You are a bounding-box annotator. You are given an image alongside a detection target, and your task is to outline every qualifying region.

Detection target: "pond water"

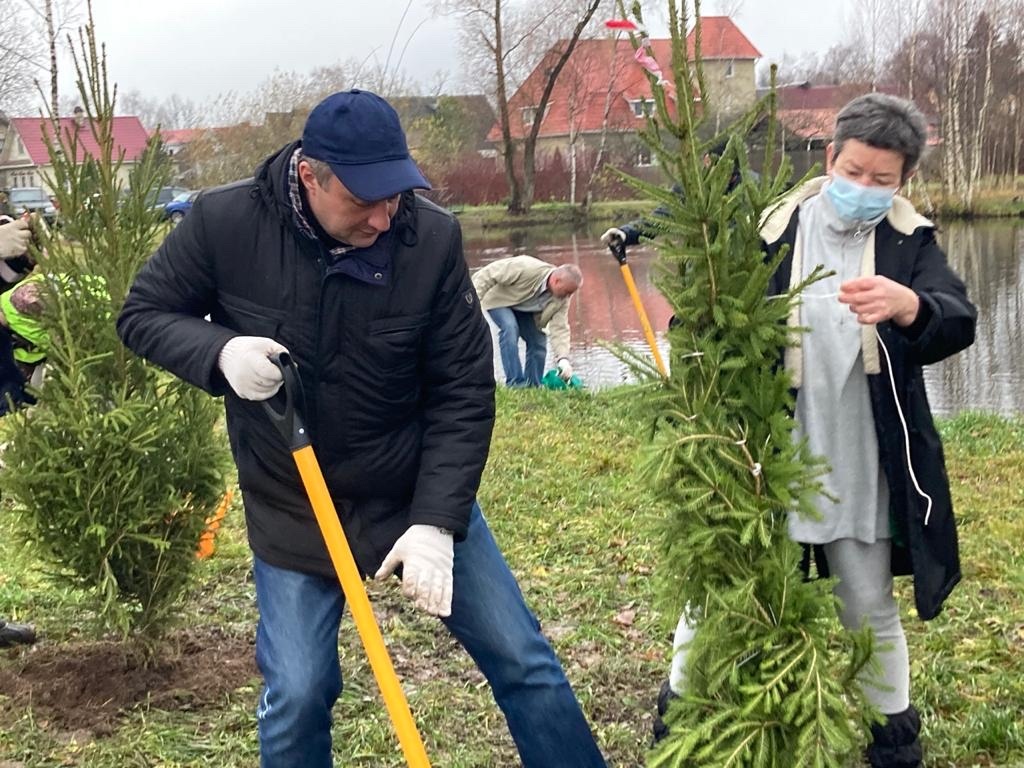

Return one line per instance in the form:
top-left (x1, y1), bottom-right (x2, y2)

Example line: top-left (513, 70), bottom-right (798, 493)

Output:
top-left (463, 219), bottom-right (1023, 417)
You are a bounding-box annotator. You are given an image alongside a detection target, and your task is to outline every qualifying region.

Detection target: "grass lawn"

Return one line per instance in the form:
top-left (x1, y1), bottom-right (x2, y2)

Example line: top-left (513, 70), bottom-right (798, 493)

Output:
top-left (1, 391), bottom-right (1022, 767)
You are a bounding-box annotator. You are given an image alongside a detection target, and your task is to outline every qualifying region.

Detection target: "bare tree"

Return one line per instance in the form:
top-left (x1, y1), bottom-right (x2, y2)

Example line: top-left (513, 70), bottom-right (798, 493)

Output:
top-left (710, 0), bottom-right (745, 17)
top-left (440, 0), bottom-right (606, 212)
top-left (934, 0), bottom-right (997, 207)
top-left (584, 36), bottom-right (634, 204)
top-left (896, 0), bottom-right (928, 99)
top-left (0, 1), bottom-right (43, 114)
top-left (22, 0), bottom-right (81, 115)
top-left (118, 90), bottom-right (204, 131)
top-left (518, 0), bottom-right (604, 209)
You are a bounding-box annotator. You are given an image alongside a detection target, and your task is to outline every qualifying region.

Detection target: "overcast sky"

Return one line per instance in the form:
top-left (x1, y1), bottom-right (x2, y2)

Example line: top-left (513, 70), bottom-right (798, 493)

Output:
top-left (65, 0), bottom-right (853, 107)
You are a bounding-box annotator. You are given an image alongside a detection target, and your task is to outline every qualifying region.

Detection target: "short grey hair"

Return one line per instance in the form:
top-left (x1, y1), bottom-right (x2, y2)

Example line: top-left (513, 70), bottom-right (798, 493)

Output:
top-left (297, 151), bottom-right (335, 188)
top-left (554, 264), bottom-right (583, 288)
top-left (833, 93), bottom-right (928, 181)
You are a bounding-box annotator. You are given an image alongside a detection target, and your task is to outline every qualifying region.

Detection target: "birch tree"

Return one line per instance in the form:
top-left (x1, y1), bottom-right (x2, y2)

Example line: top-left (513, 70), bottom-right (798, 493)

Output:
top-left (23, 0), bottom-right (81, 116)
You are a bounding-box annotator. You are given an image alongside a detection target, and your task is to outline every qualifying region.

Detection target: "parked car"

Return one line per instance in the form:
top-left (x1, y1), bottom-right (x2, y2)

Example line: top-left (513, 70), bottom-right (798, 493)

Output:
top-left (163, 190), bottom-right (198, 225)
top-left (4, 187), bottom-right (58, 225)
top-left (146, 186), bottom-right (190, 212)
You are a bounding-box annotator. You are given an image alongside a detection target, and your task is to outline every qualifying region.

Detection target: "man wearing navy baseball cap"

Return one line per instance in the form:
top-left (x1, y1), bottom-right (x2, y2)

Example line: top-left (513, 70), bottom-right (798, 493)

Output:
top-left (302, 89), bottom-right (430, 203)
top-left (118, 89), bottom-right (608, 768)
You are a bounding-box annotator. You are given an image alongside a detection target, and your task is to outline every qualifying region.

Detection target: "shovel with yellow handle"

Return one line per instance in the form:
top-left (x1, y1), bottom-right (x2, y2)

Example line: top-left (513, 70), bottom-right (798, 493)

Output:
top-left (263, 351), bottom-right (431, 768)
top-left (607, 239), bottom-right (668, 378)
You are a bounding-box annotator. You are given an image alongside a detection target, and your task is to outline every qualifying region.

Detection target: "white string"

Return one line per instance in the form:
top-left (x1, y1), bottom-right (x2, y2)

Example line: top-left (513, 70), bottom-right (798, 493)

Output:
top-left (799, 291), bottom-right (840, 300)
top-left (767, 291), bottom-right (841, 301)
top-left (696, 293), bottom-right (932, 523)
top-left (876, 329), bottom-right (933, 526)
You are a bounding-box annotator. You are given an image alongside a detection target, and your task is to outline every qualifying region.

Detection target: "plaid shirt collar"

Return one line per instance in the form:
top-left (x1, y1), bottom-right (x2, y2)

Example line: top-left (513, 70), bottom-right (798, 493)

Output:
top-left (286, 148), bottom-right (354, 259)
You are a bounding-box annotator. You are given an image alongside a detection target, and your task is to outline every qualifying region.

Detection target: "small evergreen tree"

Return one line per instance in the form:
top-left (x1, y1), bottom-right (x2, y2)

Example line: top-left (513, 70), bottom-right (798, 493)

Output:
top-left (610, 2), bottom-right (877, 765)
top-left (0, 9), bottom-right (230, 642)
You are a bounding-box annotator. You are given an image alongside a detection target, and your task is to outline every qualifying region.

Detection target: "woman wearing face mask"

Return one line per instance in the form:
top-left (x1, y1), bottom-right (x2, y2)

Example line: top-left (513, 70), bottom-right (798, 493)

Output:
top-left (654, 94), bottom-right (976, 767)
top-left (768, 92), bottom-right (975, 766)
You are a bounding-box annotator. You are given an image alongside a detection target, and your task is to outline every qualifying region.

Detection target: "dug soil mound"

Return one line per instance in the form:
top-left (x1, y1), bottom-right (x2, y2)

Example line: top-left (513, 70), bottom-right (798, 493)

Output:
top-left (0, 625), bottom-right (257, 735)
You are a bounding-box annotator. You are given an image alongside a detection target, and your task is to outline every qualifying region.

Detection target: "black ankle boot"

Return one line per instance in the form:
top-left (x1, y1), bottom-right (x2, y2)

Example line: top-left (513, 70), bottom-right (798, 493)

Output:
top-left (0, 618), bottom-right (37, 648)
top-left (866, 706), bottom-right (922, 768)
top-left (651, 679), bottom-right (678, 745)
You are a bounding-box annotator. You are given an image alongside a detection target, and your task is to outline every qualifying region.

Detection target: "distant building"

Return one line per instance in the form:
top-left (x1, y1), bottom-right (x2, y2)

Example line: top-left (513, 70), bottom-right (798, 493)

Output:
top-left (763, 83), bottom-right (941, 177)
top-left (158, 127), bottom-right (205, 157)
top-left (488, 17), bottom-right (761, 165)
top-left (0, 108), bottom-right (150, 192)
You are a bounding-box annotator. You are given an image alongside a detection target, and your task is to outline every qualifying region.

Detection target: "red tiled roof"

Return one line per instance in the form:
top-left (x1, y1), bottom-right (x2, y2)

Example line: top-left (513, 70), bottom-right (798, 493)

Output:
top-left (773, 83), bottom-right (899, 110)
top-left (777, 108), bottom-right (837, 141)
top-left (773, 84), bottom-right (941, 145)
top-left (690, 16), bottom-right (761, 60)
top-left (156, 127), bottom-right (204, 145)
top-left (488, 17), bottom-right (759, 143)
top-left (9, 116), bottom-right (150, 166)
top-left (487, 38), bottom-right (679, 143)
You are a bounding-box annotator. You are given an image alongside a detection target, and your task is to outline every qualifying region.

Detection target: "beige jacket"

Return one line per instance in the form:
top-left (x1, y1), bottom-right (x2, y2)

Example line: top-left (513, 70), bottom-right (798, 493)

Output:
top-left (471, 255), bottom-right (572, 360)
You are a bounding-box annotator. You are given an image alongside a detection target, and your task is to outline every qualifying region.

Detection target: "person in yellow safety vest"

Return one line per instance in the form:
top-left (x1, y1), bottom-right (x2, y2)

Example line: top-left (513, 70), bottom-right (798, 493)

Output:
top-left (0, 217), bottom-right (38, 647)
top-left (0, 271), bottom-right (47, 415)
top-left (0, 270), bottom-right (107, 415)
top-left (2, 273), bottom-right (47, 358)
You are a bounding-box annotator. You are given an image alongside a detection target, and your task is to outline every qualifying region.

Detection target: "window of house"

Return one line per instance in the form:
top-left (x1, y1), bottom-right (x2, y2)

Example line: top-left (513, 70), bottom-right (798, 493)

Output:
top-left (636, 146), bottom-right (654, 167)
top-left (629, 99), bottom-right (656, 117)
top-left (724, 60), bottom-right (735, 78)
top-left (521, 106), bottom-right (539, 126)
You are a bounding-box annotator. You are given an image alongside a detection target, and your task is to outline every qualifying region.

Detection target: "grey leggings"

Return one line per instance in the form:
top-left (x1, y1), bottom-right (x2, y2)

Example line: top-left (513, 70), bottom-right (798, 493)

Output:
top-left (824, 538), bottom-right (910, 714)
top-left (669, 538), bottom-right (910, 714)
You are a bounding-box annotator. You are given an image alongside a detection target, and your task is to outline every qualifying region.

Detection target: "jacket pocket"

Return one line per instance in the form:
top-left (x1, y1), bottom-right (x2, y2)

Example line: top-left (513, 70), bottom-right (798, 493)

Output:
top-left (365, 313), bottom-right (429, 373)
top-left (217, 291), bottom-right (288, 338)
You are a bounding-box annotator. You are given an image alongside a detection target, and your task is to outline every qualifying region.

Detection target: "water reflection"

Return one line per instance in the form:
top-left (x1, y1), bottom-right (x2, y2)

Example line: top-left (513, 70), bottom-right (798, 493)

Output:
top-left (928, 221), bottom-right (1023, 416)
top-left (464, 230), bottom-right (674, 389)
top-left (463, 220), bottom-right (1023, 416)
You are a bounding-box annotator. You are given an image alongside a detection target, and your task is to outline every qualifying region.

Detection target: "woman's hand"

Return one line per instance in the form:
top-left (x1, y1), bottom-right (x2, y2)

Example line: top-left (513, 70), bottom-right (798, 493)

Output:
top-left (838, 276), bottom-right (920, 327)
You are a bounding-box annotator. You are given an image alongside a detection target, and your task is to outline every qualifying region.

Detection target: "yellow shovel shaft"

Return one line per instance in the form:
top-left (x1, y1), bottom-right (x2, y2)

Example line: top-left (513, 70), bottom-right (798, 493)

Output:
top-left (292, 445), bottom-right (431, 768)
top-left (619, 263), bottom-right (668, 378)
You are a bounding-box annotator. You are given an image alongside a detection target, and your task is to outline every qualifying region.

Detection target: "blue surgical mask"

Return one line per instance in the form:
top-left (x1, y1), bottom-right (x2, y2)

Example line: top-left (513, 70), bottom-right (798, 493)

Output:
top-left (825, 174), bottom-right (897, 222)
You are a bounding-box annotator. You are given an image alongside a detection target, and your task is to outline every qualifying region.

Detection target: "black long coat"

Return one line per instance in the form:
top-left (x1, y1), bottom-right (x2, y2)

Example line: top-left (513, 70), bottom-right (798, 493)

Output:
top-left (764, 199), bottom-right (977, 620)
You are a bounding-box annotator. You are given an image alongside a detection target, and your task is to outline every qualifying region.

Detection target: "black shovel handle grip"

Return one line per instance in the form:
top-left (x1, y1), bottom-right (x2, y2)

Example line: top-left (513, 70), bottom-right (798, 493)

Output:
top-left (608, 239), bottom-right (628, 265)
top-left (263, 351), bottom-right (310, 451)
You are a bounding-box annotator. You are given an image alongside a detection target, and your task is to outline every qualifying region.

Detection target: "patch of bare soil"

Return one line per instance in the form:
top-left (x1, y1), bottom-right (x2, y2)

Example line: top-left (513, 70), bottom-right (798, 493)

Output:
top-left (0, 625), bottom-right (257, 735)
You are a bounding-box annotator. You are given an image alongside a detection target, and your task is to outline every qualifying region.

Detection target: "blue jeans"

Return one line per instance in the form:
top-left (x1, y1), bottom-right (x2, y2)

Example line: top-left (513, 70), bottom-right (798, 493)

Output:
top-left (253, 503), bottom-right (606, 768)
top-left (487, 307), bottom-right (547, 387)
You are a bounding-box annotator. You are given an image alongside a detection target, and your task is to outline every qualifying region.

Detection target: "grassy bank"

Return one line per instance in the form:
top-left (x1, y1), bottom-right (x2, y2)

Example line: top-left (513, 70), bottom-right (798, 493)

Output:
top-left (917, 183), bottom-right (1024, 219)
top-left (1, 392), bottom-right (1022, 767)
top-left (453, 199), bottom-right (653, 232)
top-left (452, 180), bottom-right (1024, 232)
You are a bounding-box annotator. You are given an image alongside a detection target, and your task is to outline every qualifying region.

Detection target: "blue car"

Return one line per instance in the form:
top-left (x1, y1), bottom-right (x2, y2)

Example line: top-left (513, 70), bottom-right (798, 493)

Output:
top-left (164, 190), bottom-right (198, 225)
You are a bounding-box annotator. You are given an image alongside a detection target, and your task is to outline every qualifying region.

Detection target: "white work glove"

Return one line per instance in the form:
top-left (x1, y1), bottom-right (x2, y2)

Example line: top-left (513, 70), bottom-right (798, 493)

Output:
top-left (375, 524), bottom-right (455, 617)
top-left (0, 218), bottom-right (32, 259)
top-left (556, 357), bottom-right (573, 382)
top-left (217, 335), bottom-right (289, 401)
top-left (600, 227), bottom-right (625, 247)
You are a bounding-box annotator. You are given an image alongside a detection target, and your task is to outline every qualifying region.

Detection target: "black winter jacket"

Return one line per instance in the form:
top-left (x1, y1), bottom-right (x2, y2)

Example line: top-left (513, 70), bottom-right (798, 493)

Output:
top-left (763, 183), bottom-right (977, 620)
top-left (118, 142), bottom-right (496, 577)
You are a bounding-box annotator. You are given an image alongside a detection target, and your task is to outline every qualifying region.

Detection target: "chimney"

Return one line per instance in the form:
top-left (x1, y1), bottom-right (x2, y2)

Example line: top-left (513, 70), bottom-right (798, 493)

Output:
top-left (73, 106), bottom-right (85, 128)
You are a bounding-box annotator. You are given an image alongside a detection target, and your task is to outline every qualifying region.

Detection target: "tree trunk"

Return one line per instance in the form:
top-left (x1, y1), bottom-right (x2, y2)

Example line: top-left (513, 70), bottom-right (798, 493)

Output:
top-left (522, 133), bottom-right (537, 209)
top-left (965, 13), bottom-right (994, 209)
top-left (492, 0), bottom-right (523, 214)
top-left (46, 0), bottom-right (58, 116)
top-left (518, 0), bottom-right (601, 212)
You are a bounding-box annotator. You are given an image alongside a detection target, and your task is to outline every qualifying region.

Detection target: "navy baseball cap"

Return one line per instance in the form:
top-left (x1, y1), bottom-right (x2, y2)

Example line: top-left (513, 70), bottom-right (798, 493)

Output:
top-left (301, 89), bottom-right (431, 202)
